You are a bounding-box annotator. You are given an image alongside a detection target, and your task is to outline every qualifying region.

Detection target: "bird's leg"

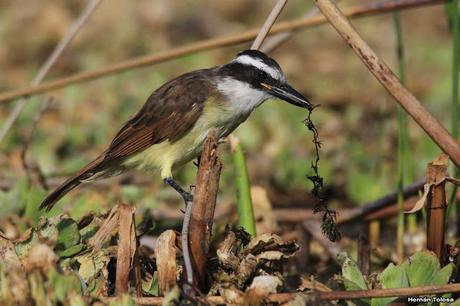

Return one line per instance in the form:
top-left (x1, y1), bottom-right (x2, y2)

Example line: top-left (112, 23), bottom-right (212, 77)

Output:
top-left (164, 177), bottom-right (193, 203)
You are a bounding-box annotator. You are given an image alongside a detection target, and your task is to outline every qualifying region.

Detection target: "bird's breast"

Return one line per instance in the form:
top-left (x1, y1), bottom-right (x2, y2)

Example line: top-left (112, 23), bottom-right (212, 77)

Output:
top-left (123, 96), bottom-right (251, 177)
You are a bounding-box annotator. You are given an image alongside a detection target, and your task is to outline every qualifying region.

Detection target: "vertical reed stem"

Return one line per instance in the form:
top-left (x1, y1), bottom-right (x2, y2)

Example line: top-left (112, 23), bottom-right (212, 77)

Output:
top-left (230, 136), bottom-right (256, 237)
top-left (392, 10), bottom-right (408, 263)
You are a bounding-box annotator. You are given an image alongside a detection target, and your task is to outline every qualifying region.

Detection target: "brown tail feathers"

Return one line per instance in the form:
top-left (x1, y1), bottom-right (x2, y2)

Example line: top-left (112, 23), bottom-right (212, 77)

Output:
top-left (39, 156), bottom-right (106, 211)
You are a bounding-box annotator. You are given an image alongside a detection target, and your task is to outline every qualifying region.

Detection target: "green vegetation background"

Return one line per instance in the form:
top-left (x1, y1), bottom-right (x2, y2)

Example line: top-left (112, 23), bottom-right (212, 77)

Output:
top-left (0, 0), bottom-right (452, 220)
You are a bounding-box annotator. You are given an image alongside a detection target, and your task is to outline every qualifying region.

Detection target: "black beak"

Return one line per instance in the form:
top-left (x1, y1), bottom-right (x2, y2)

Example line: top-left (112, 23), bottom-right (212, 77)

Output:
top-left (262, 82), bottom-right (312, 111)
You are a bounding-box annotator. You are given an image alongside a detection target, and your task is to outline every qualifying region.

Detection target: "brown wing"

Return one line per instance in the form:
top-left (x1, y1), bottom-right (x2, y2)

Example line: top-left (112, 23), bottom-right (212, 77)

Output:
top-left (102, 69), bottom-right (213, 162)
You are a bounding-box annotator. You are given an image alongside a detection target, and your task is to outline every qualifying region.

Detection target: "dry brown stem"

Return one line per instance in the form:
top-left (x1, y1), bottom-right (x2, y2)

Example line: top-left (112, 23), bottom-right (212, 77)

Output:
top-left (102, 282), bottom-right (460, 304)
top-left (251, 0), bottom-right (288, 49)
top-left (426, 154), bottom-right (449, 260)
top-left (357, 226), bottom-right (370, 276)
top-left (0, 0), bottom-right (441, 104)
top-left (87, 205), bottom-right (119, 251)
top-left (115, 204), bottom-right (137, 294)
top-left (188, 129), bottom-right (222, 290)
top-left (314, 0), bottom-right (460, 168)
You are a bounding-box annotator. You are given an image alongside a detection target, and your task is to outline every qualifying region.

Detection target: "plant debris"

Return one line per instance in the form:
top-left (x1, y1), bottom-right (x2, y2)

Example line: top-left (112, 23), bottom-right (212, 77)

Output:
top-left (0, 207), bottom-right (302, 305)
top-left (303, 108), bottom-right (341, 242)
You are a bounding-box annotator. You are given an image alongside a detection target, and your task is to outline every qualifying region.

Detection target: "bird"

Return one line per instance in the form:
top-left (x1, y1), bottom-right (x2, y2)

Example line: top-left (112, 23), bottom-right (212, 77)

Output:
top-left (39, 49), bottom-right (312, 211)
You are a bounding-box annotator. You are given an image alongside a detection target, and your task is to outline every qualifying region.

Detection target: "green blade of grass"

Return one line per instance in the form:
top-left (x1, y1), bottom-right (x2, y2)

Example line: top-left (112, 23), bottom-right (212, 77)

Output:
top-left (446, 0), bottom-right (460, 219)
top-left (231, 137), bottom-right (256, 237)
top-left (393, 10), bottom-right (410, 263)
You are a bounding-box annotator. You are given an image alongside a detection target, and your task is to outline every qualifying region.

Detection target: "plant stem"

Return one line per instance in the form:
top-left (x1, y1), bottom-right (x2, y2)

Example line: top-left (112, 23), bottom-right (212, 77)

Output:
top-left (446, 0), bottom-right (460, 220)
top-left (393, 11), bottom-right (408, 263)
top-left (231, 136), bottom-right (256, 237)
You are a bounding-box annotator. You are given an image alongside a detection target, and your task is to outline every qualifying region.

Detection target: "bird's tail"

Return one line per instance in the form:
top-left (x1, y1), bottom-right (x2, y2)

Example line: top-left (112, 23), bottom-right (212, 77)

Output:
top-left (39, 155), bottom-right (106, 212)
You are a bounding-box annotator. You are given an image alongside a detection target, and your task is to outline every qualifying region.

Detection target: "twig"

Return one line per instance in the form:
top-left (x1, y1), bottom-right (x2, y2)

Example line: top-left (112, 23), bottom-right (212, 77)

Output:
top-left (188, 130), bottom-right (222, 291)
top-left (0, 0), bottom-right (103, 144)
top-left (0, 0), bottom-right (442, 104)
top-left (261, 6), bottom-right (322, 53)
top-left (87, 205), bottom-right (119, 251)
top-left (314, 0), bottom-right (460, 168)
top-left (337, 179), bottom-right (424, 224)
top-left (115, 204), bottom-right (136, 294)
top-left (181, 198), bottom-right (194, 286)
top-left (251, 0), bottom-right (288, 49)
top-left (318, 283), bottom-right (460, 300)
top-left (101, 282), bottom-right (460, 304)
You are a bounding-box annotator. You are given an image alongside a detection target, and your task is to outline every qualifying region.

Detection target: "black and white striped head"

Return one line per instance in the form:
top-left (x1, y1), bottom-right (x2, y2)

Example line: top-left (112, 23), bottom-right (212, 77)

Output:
top-left (217, 50), bottom-right (312, 112)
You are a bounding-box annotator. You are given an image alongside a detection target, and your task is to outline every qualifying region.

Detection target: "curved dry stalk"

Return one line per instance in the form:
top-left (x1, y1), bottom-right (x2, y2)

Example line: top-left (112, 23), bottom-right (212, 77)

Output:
top-left (0, 0), bottom-right (442, 104)
top-left (0, 0), bottom-right (104, 144)
top-left (314, 0), bottom-right (460, 168)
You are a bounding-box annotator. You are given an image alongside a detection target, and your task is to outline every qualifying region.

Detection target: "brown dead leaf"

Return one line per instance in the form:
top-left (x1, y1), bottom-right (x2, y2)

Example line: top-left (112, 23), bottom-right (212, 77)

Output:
top-left (155, 230), bottom-right (177, 295)
top-left (298, 276), bottom-right (332, 292)
top-left (22, 244), bottom-right (57, 273)
top-left (236, 254), bottom-right (257, 288)
top-left (216, 230), bottom-right (240, 271)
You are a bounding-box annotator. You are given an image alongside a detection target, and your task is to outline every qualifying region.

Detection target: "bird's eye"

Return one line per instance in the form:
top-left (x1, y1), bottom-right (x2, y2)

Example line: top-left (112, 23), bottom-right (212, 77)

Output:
top-left (258, 71), bottom-right (268, 80)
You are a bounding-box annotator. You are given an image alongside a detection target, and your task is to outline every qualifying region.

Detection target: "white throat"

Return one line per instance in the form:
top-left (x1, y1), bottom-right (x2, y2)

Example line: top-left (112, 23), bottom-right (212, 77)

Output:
top-left (217, 77), bottom-right (270, 115)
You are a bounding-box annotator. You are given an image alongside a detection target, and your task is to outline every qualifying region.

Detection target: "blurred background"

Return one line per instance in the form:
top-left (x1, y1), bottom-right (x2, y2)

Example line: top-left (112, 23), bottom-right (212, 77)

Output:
top-left (0, 0), bottom-right (454, 264)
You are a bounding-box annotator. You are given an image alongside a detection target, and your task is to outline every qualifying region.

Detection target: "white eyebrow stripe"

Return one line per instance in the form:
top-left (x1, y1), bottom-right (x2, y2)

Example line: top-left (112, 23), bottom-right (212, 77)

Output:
top-left (233, 55), bottom-right (283, 81)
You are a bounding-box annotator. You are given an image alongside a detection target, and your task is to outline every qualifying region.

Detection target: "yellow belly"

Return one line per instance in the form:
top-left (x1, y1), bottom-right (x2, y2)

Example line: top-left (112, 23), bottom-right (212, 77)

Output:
top-left (122, 101), bottom-right (247, 179)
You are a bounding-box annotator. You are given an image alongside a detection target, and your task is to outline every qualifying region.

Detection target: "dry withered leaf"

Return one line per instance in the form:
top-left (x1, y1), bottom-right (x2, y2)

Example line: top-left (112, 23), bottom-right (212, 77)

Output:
top-left (219, 283), bottom-right (244, 305)
top-left (22, 243), bottom-right (57, 273)
top-left (236, 254), bottom-right (257, 288)
top-left (155, 229), bottom-right (177, 295)
top-left (298, 276), bottom-right (332, 292)
top-left (244, 233), bottom-right (299, 259)
top-left (216, 230), bottom-right (240, 271)
top-left (0, 236), bottom-right (30, 304)
top-left (248, 275), bottom-right (282, 293)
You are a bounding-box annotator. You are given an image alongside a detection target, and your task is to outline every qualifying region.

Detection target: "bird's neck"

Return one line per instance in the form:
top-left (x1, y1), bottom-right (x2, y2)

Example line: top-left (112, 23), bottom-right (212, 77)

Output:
top-left (216, 77), bottom-right (269, 116)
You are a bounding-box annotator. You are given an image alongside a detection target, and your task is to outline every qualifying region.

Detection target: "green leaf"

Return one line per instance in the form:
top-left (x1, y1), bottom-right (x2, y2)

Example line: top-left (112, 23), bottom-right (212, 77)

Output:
top-left (56, 218), bottom-right (80, 250)
top-left (371, 263), bottom-right (409, 306)
top-left (432, 263), bottom-right (454, 285)
top-left (48, 268), bottom-right (82, 303)
top-left (339, 253), bottom-right (368, 291)
top-left (76, 251), bottom-right (109, 283)
top-left (109, 294), bottom-right (135, 306)
top-left (401, 251), bottom-right (439, 287)
top-left (24, 186), bottom-right (47, 225)
top-left (337, 253), bottom-right (370, 305)
top-left (142, 272), bottom-right (159, 296)
top-left (14, 229), bottom-right (38, 258)
top-left (59, 244), bottom-right (86, 258)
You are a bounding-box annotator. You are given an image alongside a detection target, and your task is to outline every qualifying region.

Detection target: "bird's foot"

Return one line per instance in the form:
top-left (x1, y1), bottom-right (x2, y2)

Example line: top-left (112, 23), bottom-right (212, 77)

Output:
top-left (164, 177), bottom-right (193, 205)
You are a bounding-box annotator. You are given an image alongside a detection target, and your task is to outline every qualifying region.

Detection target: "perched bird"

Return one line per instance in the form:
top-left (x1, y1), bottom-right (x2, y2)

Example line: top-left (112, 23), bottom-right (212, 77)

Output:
top-left (40, 49), bottom-right (312, 211)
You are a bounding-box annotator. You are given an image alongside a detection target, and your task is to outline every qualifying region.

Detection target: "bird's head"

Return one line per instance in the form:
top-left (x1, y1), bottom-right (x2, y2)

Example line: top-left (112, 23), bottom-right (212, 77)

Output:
top-left (217, 49), bottom-right (312, 112)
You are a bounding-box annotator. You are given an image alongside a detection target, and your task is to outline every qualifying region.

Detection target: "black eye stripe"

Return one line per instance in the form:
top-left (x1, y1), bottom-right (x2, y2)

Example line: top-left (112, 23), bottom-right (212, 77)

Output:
top-left (258, 70), bottom-right (268, 80)
top-left (219, 62), bottom-right (280, 90)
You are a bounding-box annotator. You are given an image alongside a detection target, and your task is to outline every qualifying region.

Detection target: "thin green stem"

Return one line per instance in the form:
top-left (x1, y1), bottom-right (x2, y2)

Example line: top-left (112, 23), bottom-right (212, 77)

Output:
top-left (232, 139), bottom-right (256, 237)
top-left (393, 10), bottom-right (408, 263)
top-left (446, 0), bottom-right (460, 219)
